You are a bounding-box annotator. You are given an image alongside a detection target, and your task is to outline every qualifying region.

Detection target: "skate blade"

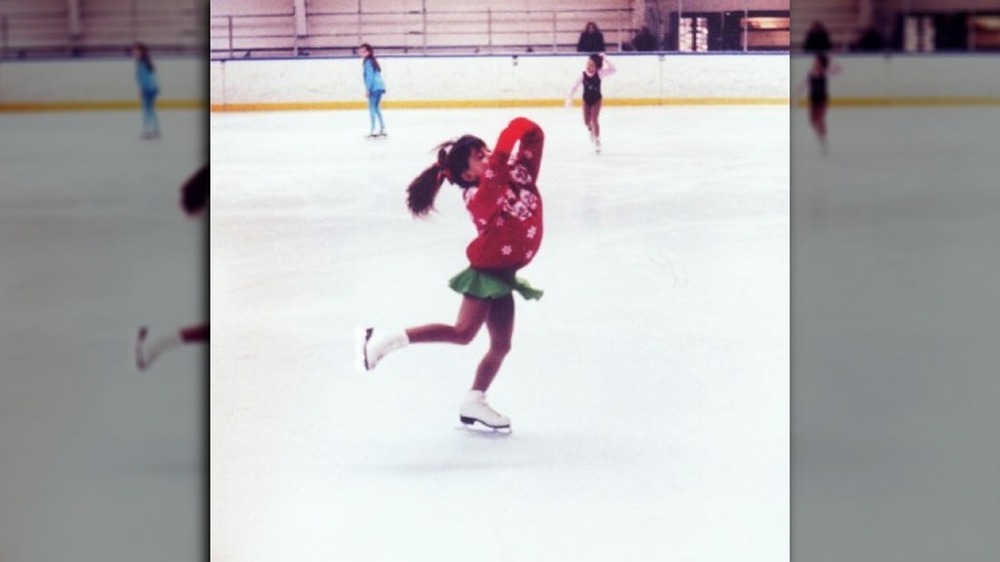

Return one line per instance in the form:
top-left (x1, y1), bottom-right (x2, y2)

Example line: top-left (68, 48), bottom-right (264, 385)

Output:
top-left (352, 326), bottom-right (373, 372)
top-left (456, 423), bottom-right (512, 437)
top-left (135, 326), bottom-right (149, 371)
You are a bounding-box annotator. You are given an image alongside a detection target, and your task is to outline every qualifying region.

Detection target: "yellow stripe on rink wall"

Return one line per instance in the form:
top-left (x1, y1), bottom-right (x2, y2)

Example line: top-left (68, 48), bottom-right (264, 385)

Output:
top-left (0, 99), bottom-right (203, 112)
top-left (795, 97), bottom-right (1000, 107)
top-left (210, 97), bottom-right (790, 112)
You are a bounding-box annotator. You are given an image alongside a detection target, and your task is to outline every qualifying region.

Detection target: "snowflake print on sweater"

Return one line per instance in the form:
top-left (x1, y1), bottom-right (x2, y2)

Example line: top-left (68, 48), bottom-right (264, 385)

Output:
top-left (462, 117), bottom-right (545, 271)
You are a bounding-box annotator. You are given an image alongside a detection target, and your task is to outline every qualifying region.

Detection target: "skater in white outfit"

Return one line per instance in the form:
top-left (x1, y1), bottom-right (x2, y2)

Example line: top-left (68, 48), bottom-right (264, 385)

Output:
top-left (356, 117), bottom-right (546, 431)
top-left (135, 165), bottom-right (209, 371)
top-left (565, 53), bottom-right (615, 153)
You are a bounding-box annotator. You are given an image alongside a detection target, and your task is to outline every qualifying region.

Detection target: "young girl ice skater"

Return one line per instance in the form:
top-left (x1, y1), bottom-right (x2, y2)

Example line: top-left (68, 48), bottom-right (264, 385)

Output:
top-left (133, 42), bottom-right (160, 139)
top-left (355, 117), bottom-right (546, 430)
top-left (565, 53), bottom-right (615, 153)
top-left (135, 165), bottom-right (209, 371)
top-left (796, 52), bottom-right (841, 155)
top-left (359, 43), bottom-right (387, 138)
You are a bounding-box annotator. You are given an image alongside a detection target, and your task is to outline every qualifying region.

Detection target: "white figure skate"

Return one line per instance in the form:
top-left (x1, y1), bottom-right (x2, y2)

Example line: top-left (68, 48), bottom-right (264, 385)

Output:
top-left (459, 390), bottom-right (511, 431)
top-left (135, 326), bottom-right (180, 371)
top-left (354, 327), bottom-right (409, 371)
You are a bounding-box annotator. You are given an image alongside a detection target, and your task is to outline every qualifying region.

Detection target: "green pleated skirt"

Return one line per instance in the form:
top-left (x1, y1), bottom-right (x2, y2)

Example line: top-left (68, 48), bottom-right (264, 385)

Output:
top-left (448, 267), bottom-right (544, 301)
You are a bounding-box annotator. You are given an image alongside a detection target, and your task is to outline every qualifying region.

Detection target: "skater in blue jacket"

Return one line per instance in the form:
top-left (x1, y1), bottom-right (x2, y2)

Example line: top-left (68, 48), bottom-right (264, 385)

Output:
top-left (359, 43), bottom-right (387, 138)
top-left (133, 42), bottom-right (160, 139)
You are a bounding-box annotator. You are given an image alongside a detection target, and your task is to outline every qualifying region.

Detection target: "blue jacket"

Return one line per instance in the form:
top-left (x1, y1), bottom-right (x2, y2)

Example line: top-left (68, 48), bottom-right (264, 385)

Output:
top-left (136, 60), bottom-right (159, 94)
top-left (363, 58), bottom-right (385, 94)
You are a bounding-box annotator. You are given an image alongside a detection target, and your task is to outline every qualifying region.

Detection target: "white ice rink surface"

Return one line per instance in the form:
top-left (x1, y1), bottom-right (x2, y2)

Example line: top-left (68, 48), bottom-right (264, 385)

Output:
top-left (4, 99), bottom-right (996, 561)
top-left (0, 110), bottom-right (205, 562)
top-left (210, 106), bottom-right (790, 561)
top-left (791, 106), bottom-right (1000, 561)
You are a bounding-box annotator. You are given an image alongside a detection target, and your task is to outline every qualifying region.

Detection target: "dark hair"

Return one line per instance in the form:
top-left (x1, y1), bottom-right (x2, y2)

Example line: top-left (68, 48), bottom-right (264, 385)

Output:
top-left (588, 53), bottom-right (603, 70)
top-left (134, 42), bottom-right (154, 72)
top-left (360, 42), bottom-right (380, 73)
top-left (181, 164), bottom-right (209, 214)
top-left (406, 135), bottom-right (487, 217)
top-left (585, 22), bottom-right (600, 33)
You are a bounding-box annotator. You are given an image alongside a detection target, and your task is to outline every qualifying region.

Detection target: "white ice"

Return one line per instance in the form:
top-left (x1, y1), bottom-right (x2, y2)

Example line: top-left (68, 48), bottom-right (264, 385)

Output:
top-left (791, 105), bottom-right (1000, 561)
top-left (3, 99), bottom-right (996, 562)
top-left (210, 106), bottom-right (790, 561)
top-left (0, 110), bottom-right (205, 562)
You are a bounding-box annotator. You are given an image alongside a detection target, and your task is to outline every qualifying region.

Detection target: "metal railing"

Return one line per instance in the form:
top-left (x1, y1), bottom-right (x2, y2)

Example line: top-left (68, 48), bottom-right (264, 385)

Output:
top-left (1, 5), bottom-right (202, 59)
top-left (210, 8), bottom-right (295, 60)
top-left (210, 7), bottom-right (636, 60)
top-left (791, 5), bottom-right (1000, 52)
top-left (0, 10), bottom-right (70, 58)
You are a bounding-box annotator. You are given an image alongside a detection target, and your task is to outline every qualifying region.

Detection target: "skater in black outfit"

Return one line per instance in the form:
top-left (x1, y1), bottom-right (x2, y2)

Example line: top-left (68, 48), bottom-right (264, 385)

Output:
top-left (565, 53), bottom-right (616, 153)
top-left (796, 52), bottom-right (841, 154)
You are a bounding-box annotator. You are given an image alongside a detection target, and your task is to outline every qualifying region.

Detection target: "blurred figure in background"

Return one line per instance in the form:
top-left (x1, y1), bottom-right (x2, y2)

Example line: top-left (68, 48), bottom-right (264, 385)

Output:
top-left (135, 165), bottom-right (209, 371)
top-left (795, 52), bottom-right (841, 155)
top-left (803, 21), bottom-right (832, 53)
top-left (632, 26), bottom-right (657, 51)
top-left (577, 22), bottom-right (606, 53)
top-left (852, 26), bottom-right (885, 51)
top-left (133, 42), bottom-right (160, 139)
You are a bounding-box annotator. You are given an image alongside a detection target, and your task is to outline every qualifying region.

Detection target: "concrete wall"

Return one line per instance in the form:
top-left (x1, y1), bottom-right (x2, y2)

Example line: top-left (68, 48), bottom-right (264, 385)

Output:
top-left (4, 53), bottom-right (997, 111)
top-left (0, 57), bottom-right (203, 111)
top-left (791, 54), bottom-right (1000, 105)
top-left (210, 53), bottom-right (790, 110)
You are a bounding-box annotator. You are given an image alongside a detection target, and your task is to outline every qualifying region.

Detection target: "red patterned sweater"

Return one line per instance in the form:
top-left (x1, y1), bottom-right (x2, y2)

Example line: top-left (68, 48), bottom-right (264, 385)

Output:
top-left (462, 117), bottom-right (545, 271)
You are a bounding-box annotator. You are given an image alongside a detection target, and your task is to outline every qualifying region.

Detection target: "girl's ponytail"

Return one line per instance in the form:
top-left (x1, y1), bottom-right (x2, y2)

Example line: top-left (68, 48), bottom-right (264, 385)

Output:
top-left (405, 135), bottom-right (486, 217)
top-left (406, 161), bottom-right (445, 217)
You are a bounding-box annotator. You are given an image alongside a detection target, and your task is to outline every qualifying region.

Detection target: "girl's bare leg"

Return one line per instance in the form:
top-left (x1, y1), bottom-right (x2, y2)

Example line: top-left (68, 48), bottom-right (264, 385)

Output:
top-left (180, 324), bottom-right (209, 343)
top-left (810, 104), bottom-right (827, 139)
top-left (398, 292), bottom-right (515, 391)
top-left (471, 295), bottom-right (514, 392)
top-left (406, 296), bottom-right (490, 345)
top-left (590, 100), bottom-right (603, 139)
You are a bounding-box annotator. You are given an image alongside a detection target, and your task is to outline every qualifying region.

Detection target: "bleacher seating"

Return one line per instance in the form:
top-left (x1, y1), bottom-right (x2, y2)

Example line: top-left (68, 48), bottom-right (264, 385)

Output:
top-left (791, 0), bottom-right (863, 51)
top-left (210, 0), bottom-right (636, 59)
top-left (0, 0), bottom-right (203, 58)
top-left (0, 0), bottom-right (70, 57)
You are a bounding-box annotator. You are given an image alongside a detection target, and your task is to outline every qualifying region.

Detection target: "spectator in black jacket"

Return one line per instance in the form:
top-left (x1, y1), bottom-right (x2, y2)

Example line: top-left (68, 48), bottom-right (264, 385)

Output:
top-left (577, 22), bottom-right (606, 53)
top-left (852, 26), bottom-right (885, 51)
top-left (803, 21), bottom-right (832, 53)
top-left (632, 26), bottom-right (657, 51)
